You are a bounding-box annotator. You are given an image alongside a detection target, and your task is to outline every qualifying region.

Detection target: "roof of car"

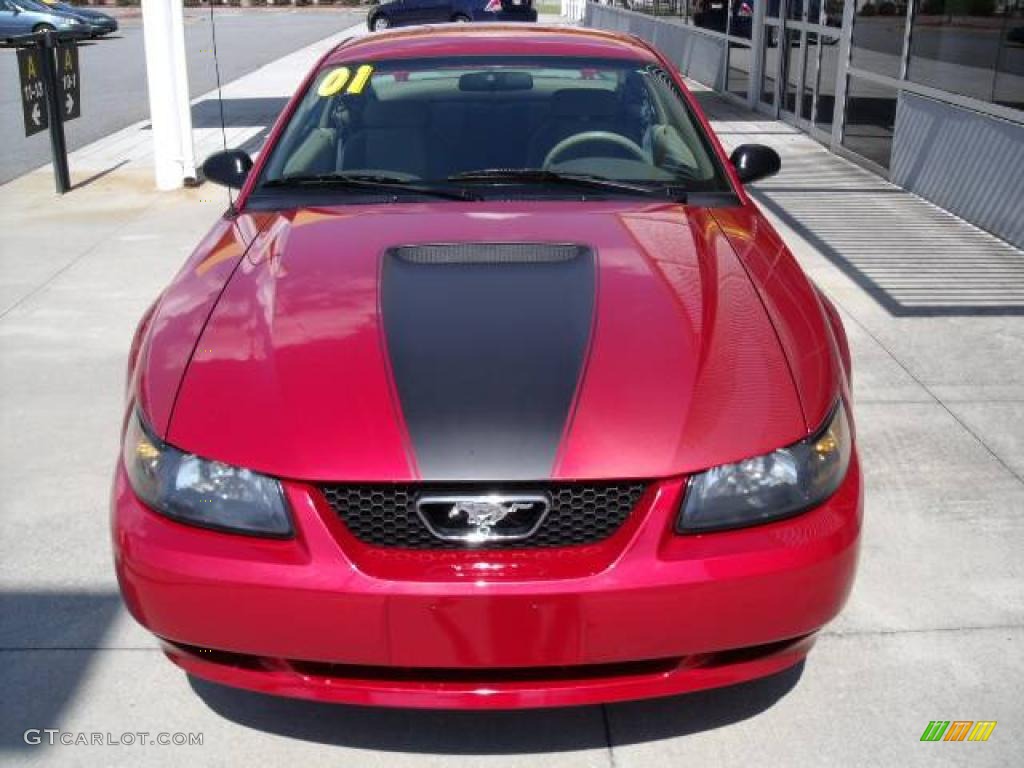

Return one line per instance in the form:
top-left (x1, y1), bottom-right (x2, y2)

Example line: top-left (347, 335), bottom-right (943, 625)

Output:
top-left (323, 24), bottom-right (660, 67)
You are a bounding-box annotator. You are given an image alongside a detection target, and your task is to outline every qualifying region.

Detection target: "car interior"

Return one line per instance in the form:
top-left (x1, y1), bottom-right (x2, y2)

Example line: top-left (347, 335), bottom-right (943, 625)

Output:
top-left (264, 64), bottom-right (719, 186)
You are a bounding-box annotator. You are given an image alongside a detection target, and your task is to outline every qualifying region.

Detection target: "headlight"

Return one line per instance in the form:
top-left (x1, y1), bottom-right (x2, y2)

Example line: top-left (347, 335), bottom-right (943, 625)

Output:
top-left (678, 401), bottom-right (852, 533)
top-left (123, 410), bottom-right (292, 537)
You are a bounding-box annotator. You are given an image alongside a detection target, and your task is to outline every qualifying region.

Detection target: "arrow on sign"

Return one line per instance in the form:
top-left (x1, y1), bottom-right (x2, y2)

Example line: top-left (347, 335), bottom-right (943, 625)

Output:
top-left (31, 103), bottom-right (42, 127)
top-left (65, 93), bottom-right (74, 115)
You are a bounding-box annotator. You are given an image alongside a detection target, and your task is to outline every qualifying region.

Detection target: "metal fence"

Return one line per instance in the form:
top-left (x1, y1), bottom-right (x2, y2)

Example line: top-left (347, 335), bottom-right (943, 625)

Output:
top-left (619, 0), bottom-right (689, 17)
top-left (561, 0), bottom-right (587, 20)
top-left (562, 0), bottom-right (692, 22)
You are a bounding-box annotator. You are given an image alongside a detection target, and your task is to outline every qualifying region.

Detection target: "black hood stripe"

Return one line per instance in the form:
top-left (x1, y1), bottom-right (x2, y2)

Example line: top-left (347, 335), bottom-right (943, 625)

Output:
top-left (381, 243), bottom-right (596, 481)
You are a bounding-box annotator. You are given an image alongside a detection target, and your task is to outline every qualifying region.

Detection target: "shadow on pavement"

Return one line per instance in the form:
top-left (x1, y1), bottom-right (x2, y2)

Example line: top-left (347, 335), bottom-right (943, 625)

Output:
top-left (690, 91), bottom-right (752, 122)
top-left (0, 590), bottom-right (123, 752)
top-left (751, 189), bottom-right (1024, 318)
top-left (189, 662), bottom-right (804, 752)
top-left (691, 85), bottom-right (1024, 317)
top-left (190, 97), bottom-right (289, 129)
top-left (72, 159), bottom-right (129, 191)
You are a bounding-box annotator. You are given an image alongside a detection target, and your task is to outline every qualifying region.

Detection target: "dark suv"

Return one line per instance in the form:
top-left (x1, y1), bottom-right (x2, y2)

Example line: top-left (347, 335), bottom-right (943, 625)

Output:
top-left (367, 0), bottom-right (536, 32)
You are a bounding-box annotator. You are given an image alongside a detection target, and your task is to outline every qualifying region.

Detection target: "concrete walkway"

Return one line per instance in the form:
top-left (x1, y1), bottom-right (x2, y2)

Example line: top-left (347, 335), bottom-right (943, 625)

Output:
top-left (1, 25), bottom-right (1022, 768)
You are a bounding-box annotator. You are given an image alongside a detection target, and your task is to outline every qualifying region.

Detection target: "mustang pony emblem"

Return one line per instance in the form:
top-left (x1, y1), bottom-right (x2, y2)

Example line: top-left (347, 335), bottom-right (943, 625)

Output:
top-left (449, 500), bottom-right (533, 536)
top-left (415, 493), bottom-right (551, 542)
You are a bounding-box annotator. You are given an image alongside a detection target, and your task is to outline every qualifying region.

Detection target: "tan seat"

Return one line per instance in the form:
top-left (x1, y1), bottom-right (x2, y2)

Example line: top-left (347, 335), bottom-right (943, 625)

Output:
top-left (338, 101), bottom-right (430, 178)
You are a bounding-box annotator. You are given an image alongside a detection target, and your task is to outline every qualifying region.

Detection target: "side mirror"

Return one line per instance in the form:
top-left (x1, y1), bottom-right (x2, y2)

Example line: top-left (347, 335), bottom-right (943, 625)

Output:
top-left (729, 144), bottom-right (781, 184)
top-left (202, 149), bottom-right (253, 189)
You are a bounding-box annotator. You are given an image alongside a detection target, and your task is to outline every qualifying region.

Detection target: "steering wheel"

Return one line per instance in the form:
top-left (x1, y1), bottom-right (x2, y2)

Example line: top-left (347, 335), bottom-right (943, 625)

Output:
top-left (543, 131), bottom-right (647, 169)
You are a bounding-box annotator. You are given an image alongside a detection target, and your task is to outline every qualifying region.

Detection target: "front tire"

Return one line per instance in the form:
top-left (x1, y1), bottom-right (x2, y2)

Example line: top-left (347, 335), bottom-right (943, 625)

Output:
top-left (370, 14), bottom-right (390, 31)
top-left (452, 13), bottom-right (471, 22)
top-left (33, 23), bottom-right (56, 34)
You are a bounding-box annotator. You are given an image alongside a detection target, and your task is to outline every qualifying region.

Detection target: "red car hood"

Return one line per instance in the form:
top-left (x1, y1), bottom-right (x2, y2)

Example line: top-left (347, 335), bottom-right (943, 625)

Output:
top-left (163, 201), bottom-right (808, 482)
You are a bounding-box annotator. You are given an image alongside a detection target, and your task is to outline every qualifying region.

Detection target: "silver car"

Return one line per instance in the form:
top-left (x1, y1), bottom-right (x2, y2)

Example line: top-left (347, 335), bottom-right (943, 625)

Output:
top-left (0, 0), bottom-right (85, 40)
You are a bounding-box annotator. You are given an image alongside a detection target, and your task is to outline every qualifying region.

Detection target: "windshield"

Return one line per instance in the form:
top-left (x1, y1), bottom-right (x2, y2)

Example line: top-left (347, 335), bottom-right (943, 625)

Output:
top-left (16, 0), bottom-right (60, 11)
top-left (258, 56), bottom-right (733, 199)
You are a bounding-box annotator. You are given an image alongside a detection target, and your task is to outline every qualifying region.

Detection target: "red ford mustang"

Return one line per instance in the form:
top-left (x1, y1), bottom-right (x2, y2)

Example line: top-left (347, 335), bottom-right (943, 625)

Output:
top-left (112, 25), bottom-right (861, 709)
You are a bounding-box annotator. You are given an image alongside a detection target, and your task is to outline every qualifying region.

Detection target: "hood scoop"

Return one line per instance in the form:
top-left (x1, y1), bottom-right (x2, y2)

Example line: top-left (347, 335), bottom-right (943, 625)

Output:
top-left (391, 242), bottom-right (586, 265)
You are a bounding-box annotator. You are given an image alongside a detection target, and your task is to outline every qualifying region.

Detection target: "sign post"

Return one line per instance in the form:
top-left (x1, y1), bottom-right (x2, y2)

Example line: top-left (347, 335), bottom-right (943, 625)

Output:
top-left (38, 31), bottom-right (71, 194)
top-left (16, 31), bottom-right (80, 194)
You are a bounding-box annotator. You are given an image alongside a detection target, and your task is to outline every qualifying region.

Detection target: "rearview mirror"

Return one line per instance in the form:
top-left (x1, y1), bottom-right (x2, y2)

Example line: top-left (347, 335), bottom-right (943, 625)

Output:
top-left (729, 144), bottom-right (781, 184)
top-left (202, 149), bottom-right (253, 189)
top-left (459, 71), bottom-right (533, 92)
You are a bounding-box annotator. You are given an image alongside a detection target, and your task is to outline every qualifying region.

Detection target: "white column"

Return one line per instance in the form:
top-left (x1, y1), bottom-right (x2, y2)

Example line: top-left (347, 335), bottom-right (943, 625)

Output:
top-left (141, 0), bottom-right (196, 190)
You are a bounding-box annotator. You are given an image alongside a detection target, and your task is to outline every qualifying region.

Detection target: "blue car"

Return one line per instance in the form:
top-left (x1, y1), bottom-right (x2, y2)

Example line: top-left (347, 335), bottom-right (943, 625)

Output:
top-left (367, 0), bottom-right (536, 32)
top-left (0, 0), bottom-right (85, 40)
top-left (36, 0), bottom-right (118, 37)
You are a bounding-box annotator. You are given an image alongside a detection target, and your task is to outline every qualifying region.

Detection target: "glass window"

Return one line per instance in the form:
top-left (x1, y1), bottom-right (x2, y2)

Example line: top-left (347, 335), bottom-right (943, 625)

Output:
top-left (815, 35), bottom-right (841, 132)
top-left (788, 0), bottom-right (805, 20)
top-left (727, 0), bottom-right (756, 38)
top-left (850, 0), bottom-right (907, 78)
top-left (258, 56), bottom-right (734, 197)
top-left (842, 75), bottom-right (899, 168)
top-left (994, 6), bottom-right (1024, 109)
top-left (909, 0), bottom-right (1002, 103)
top-left (767, 0), bottom-right (780, 17)
top-left (808, 0), bottom-right (847, 27)
top-left (629, 0), bottom-right (689, 22)
top-left (685, 0), bottom-right (758, 32)
top-left (822, 0), bottom-right (847, 27)
top-left (728, 42), bottom-right (753, 100)
top-left (783, 28), bottom-right (801, 112)
top-left (695, 0), bottom-right (730, 32)
top-left (801, 32), bottom-right (820, 120)
top-left (761, 25), bottom-right (780, 104)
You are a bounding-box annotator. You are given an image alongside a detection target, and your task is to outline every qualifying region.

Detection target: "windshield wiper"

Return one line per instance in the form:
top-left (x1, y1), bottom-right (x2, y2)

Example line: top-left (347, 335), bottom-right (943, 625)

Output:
top-left (447, 169), bottom-right (686, 201)
top-left (262, 173), bottom-right (481, 201)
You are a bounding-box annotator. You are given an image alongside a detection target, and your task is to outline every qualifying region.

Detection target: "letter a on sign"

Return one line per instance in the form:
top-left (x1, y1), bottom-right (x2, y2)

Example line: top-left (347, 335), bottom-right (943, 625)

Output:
top-left (17, 48), bottom-right (48, 138)
top-left (57, 42), bottom-right (81, 122)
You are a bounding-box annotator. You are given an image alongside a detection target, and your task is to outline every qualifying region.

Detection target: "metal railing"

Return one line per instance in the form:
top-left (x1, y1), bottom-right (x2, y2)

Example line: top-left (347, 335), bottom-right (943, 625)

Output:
top-left (621, 0), bottom-right (689, 17)
top-left (561, 0), bottom-right (692, 22)
top-left (561, 0), bottom-right (588, 20)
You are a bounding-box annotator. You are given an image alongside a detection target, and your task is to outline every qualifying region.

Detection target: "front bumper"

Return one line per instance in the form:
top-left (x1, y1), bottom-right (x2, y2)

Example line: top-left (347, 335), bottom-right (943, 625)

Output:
top-left (91, 21), bottom-right (118, 36)
top-left (112, 454), bottom-right (861, 709)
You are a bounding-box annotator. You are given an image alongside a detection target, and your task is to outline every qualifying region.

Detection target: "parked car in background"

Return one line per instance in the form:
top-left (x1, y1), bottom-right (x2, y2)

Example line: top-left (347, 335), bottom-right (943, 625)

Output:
top-left (693, 0), bottom-right (753, 39)
top-left (367, 0), bottom-right (536, 31)
top-left (36, 0), bottom-right (118, 37)
top-left (0, 0), bottom-right (84, 39)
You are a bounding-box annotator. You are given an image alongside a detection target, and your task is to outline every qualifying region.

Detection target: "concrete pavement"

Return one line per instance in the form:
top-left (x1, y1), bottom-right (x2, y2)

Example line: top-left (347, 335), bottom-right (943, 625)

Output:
top-left (1, 19), bottom-right (1023, 767)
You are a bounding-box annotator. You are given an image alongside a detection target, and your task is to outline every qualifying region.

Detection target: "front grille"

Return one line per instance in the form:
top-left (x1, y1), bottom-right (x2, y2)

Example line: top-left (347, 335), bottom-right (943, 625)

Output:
top-left (319, 483), bottom-right (647, 549)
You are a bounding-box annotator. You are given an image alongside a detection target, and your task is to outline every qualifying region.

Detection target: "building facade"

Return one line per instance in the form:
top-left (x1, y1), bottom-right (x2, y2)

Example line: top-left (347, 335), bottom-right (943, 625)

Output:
top-left (574, 0), bottom-right (1024, 248)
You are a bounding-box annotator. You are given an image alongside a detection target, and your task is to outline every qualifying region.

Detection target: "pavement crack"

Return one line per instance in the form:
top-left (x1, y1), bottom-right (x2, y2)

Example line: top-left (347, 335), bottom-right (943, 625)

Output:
top-left (821, 623), bottom-right (1024, 638)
